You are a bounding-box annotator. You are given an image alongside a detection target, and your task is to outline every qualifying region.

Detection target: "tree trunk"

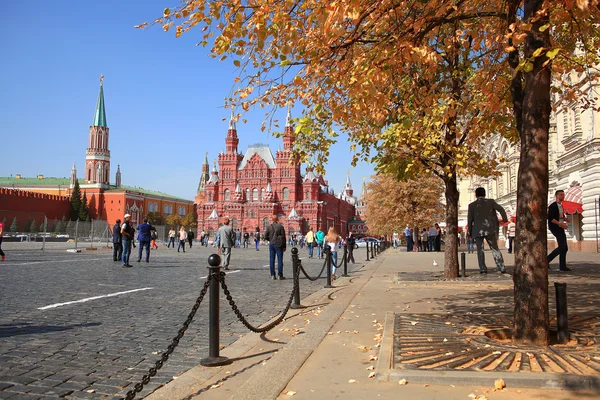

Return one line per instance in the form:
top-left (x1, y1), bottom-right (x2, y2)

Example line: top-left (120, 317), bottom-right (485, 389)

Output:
top-left (444, 175), bottom-right (459, 279)
top-left (512, 0), bottom-right (551, 346)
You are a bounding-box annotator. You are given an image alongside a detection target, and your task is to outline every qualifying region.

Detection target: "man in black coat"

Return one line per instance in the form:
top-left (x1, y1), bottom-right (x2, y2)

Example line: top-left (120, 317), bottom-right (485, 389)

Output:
top-left (548, 190), bottom-right (571, 271)
top-left (265, 215), bottom-right (287, 280)
top-left (112, 219), bottom-right (122, 262)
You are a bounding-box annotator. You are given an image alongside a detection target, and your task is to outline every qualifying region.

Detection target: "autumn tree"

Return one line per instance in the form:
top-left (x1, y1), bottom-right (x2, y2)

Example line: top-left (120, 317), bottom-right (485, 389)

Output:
top-left (149, 0), bottom-right (600, 346)
top-left (181, 212), bottom-right (197, 229)
top-left (364, 174), bottom-right (444, 236)
top-left (165, 214), bottom-right (182, 229)
top-left (146, 211), bottom-right (166, 225)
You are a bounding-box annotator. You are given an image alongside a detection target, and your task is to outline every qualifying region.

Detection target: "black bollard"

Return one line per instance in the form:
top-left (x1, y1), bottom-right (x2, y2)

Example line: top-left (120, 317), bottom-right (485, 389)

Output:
top-left (200, 254), bottom-right (232, 367)
top-left (460, 252), bottom-right (467, 277)
top-left (325, 247), bottom-right (334, 288)
top-left (342, 243), bottom-right (349, 277)
top-left (290, 248), bottom-right (304, 309)
top-left (366, 240), bottom-right (370, 261)
top-left (555, 282), bottom-right (570, 344)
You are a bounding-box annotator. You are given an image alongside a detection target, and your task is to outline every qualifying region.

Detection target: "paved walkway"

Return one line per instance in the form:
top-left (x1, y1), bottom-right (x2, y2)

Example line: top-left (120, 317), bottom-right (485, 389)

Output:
top-left (146, 248), bottom-right (600, 400)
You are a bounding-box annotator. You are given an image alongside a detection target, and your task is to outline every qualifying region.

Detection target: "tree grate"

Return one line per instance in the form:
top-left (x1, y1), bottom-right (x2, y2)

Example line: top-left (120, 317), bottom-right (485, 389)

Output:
top-left (393, 313), bottom-right (600, 375)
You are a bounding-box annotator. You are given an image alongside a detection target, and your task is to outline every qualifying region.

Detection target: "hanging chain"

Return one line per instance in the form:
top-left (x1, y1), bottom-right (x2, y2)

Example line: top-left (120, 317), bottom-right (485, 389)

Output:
top-left (299, 257), bottom-right (327, 281)
top-left (219, 266), bottom-right (300, 333)
top-left (122, 276), bottom-right (212, 400)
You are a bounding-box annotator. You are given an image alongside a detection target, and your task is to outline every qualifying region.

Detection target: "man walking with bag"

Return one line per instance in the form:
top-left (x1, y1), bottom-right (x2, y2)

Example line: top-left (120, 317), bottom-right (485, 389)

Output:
top-left (112, 219), bottom-right (122, 262)
top-left (265, 215), bottom-right (287, 280)
top-left (467, 187), bottom-right (508, 274)
top-left (216, 218), bottom-right (236, 270)
top-left (548, 190), bottom-right (571, 271)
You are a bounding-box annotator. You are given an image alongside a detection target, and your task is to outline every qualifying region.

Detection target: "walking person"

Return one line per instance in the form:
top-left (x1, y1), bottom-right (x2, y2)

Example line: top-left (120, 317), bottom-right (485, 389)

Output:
top-left (435, 223), bottom-right (442, 252)
top-left (393, 231), bottom-right (399, 249)
top-left (467, 187), bottom-right (508, 274)
top-left (507, 218), bottom-right (516, 254)
top-left (265, 215), bottom-right (287, 280)
top-left (177, 226), bottom-right (187, 252)
top-left (404, 226), bottom-right (413, 252)
top-left (243, 229), bottom-right (250, 248)
top-left (325, 227), bottom-right (341, 279)
top-left (167, 228), bottom-right (176, 248)
top-left (315, 227), bottom-right (325, 259)
top-left (216, 218), bottom-right (236, 270)
top-left (151, 228), bottom-right (159, 249)
top-left (346, 232), bottom-right (356, 264)
top-left (120, 214), bottom-right (134, 268)
top-left (306, 227), bottom-right (315, 258)
top-left (254, 227), bottom-right (261, 251)
top-left (136, 219), bottom-right (153, 263)
top-left (235, 229), bottom-right (242, 248)
top-left (112, 219), bottom-right (122, 262)
top-left (0, 219), bottom-right (5, 261)
top-left (428, 226), bottom-right (437, 252)
top-left (187, 228), bottom-right (195, 248)
top-left (548, 190), bottom-right (571, 271)
top-left (421, 228), bottom-right (428, 252)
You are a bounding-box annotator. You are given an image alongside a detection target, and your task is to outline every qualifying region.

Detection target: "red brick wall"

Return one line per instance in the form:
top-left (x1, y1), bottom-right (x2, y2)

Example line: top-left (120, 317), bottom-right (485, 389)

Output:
top-left (0, 188), bottom-right (71, 230)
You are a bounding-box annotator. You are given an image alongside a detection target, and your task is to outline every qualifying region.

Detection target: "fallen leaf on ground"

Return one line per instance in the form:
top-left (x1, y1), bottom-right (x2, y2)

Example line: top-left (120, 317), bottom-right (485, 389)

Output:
top-left (86, 390), bottom-right (96, 393)
top-left (348, 379), bottom-right (357, 383)
top-left (368, 372), bottom-right (376, 378)
top-left (327, 332), bottom-right (333, 335)
top-left (399, 379), bottom-right (408, 385)
top-left (366, 365), bottom-right (374, 370)
top-left (357, 346), bottom-right (372, 352)
top-left (443, 338), bottom-right (448, 342)
top-left (494, 378), bottom-right (506, 390)
top-left (493, 351), bottom-right (502, 355)
top-left (369, 355), bottom-right (378, 361)
top-left (410, 321), bottom-right (418, 326)
top-left (285, 391), bottom-right (297, 396)
top-left (211, 383), bottom-right (223, 389)
top-left (353, 330), bottom-right (360, 334)
top-left (468, 394), bottom-right (477, 399)
top-left (423, 384), bottom-right (429, 387)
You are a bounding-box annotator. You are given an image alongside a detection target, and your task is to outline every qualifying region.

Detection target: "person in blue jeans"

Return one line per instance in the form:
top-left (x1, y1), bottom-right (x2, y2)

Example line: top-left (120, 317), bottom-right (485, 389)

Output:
top-left (120, 214), bottom-right (134, 267)
top-left (136, 219), bottom-right (153, 263)
top-left (264, 215), bottom-right (287, 280)
top-left (315, 228), bottom-right (325, 258)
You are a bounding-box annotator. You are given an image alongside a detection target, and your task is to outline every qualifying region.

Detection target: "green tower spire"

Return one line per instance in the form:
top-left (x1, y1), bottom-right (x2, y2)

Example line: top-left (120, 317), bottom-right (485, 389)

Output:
top-left (92, 75), bottom-right (107, 127)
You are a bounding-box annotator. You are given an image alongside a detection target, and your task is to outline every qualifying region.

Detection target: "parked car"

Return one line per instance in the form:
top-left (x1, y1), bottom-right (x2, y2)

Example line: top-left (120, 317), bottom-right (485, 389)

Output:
top-left (356, 237), bottom-right (380, 248)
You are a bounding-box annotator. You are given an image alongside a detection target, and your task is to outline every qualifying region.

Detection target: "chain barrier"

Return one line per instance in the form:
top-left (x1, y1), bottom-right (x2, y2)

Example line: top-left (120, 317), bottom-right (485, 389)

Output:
top-left (333, 251), bottom-right (346, 269)
top-left (298, 257), bottom-right (328, 281)
top-left (219, 266), bottom-right (300, 333)
top-left (122, 277), bottom-right (212, 400)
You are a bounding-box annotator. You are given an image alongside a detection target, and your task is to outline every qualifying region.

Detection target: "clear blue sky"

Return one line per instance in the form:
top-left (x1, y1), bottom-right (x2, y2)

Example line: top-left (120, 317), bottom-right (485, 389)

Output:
top-left (0, 0), bottom-right (374, 200)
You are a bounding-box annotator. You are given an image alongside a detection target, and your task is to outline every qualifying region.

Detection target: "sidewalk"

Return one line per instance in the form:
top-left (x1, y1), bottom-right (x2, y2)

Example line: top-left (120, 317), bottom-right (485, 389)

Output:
top-left (150, 249), bottom-right (600, 400)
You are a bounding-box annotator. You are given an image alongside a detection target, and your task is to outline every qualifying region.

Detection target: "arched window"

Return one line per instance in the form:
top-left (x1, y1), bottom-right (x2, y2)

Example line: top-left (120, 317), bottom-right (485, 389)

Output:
top-left (224, 189), bottom-right (231, 201)
top-left (209, 193), bottom-right (213, 202)
top-left (164, 204), bottom-right (170, 214)
top-left (261, 188), bottom-right (265, 200)
top-left (253, 188), bottom-right (259, 201)
top-left (246, 188), bottom-right (250, 201)
top-left (283, 187), bottom-right (289, 200)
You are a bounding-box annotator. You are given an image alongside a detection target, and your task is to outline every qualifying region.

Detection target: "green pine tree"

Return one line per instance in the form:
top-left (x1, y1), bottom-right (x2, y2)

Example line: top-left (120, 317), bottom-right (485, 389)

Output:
top-left (24, 219), bottom-right (32, 232)
top-left (30, 219), bottom-right (38, 233)
top-left (78, 191), bottom-right (89, 221)
top-left (51, 218), bottom-right (58, 233)
top-left (10, 217), bottom-right (18, 232)
top-left (70, 180), bottom-right (82, 221)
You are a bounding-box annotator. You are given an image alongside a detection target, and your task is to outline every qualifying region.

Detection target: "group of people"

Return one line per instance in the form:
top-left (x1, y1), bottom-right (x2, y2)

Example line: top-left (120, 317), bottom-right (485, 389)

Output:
top-left (393, 224), bottom-right (442, 252)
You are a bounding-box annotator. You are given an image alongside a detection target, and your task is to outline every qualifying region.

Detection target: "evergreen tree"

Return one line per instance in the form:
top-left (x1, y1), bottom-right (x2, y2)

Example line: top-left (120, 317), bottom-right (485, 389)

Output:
top-left (10, 217), bottom-right (18, 232)
top-left (70, 180), bottom-right (82, 221)
top-left (78, 191), bottom-right (89, 221)
top-left (30, 219), bottom-right (38, 233)
top-left (64, 218), bottom-right (72, 234)
top-left (24, 219), bottom-right (32, 232)
top-left (51, 218), bottom-right (58, 233)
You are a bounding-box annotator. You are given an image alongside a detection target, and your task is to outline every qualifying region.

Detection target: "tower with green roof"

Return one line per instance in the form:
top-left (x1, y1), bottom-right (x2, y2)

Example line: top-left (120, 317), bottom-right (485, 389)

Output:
top-left (84, 75), bottom-right (111, 187)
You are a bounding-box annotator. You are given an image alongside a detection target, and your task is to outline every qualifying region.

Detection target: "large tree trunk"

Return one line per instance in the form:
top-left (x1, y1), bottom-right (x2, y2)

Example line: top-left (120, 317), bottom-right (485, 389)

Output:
top-left (512, 0), bottom-right (552, 346)
top-left (444, 175), bottom-right (459, 279)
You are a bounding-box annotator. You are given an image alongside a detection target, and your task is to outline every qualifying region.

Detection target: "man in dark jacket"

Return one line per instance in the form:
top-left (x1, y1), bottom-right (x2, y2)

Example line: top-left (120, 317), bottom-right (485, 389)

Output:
top-left (467, 187), bottom-right (508, 274)
top-left (136, 219), bottom-right (153, 263)
top-left (548, 190), bottom-right (571, 271)
top-left (187, 229), bottom-right (195, 248)
top-left (346, 232), bottom-right (356, 264)
top-left (112, 219), bottom-right (122, 261)
top-left (264, 215), bottom-right (286, 280)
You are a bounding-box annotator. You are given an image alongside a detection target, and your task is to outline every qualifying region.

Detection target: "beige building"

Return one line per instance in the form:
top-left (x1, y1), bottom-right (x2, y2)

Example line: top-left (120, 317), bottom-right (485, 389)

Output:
top-left (458, 73), bottom-right (600, 252)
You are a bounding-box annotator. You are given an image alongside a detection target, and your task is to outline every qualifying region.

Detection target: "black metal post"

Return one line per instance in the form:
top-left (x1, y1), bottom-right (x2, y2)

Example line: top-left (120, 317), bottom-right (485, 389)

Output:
top-left (290, 248), bottom-right (304, 309)
top-left (325, 247), bottom-right (334, 288)
top-left (342, 243), bottom-right (349, 277)
top-left (366, 240), bottom-right (370, 261)
top-left (555, 282), bottom-right (569, 344)
top-left (460, 252), bottom-right (467, 277)
top-left (200, 254), bottom-right (232, 367)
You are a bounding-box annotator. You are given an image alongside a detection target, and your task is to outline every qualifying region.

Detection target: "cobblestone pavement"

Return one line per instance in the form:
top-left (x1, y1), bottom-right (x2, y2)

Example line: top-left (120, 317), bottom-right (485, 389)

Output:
top-left (0, 242), bottom-right (364, 399)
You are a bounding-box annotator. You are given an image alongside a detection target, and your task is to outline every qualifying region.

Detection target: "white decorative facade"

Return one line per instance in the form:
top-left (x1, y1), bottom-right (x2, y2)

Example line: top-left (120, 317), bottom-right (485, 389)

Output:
top-left (458, 73), bottom-right (600, 252)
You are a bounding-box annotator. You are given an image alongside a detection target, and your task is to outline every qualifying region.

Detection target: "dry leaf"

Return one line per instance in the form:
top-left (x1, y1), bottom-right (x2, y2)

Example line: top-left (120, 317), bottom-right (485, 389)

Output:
top-left (410, 321), bottom-right (418, 326)
top-left (366, 365), bottom-right (375, 370)
top-left (368, 372), bottom-right (376, 378)
top-left (369, 355), bottom-right (378, 361)
top-left (357, 346), bottom-right (372, 351)
top-left (494, 378), bottom-right (506, 390)
top-left (286, 391), bottom-right (297, 396)
top-left (327, 332), bottom-right (333, 335)
top-left (493, 351), bottom-right (502, 355)
top-left (211, 383), bottom-right (223, 389)
top-left (468, 395), bottom-right (477, 399)
top-left (399, 379), bottom-right (408, 385)
top-left (348, 379), bottom-right (357, 384)
top-left (353, 330), bottom-right (360, 334)
top-left (86, 390), bottom-right (96, 393)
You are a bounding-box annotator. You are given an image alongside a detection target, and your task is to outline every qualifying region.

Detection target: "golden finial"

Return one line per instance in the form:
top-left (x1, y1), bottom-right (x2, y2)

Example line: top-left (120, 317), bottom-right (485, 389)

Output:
top-left (100, 74), bottom-right (104, 85)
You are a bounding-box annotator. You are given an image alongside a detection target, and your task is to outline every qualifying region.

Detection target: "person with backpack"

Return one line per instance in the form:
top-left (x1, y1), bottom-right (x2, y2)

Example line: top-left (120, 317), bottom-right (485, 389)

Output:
top-left (187, 228), bottom-right (195, 248)
top-left (265, 215), bottom-right (287, 280)
top-left (315, 228), bottom-right (325, 259)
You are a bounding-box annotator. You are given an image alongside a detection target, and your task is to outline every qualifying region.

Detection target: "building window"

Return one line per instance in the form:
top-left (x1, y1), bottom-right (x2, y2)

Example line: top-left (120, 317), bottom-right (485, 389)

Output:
top-left (209, 193), bottom-right (213, 202)
top-left (253, 188), bottom-right (259, 201)
top-left (263, 217), bottom-right (269, 231)
top-left (164, 204), bottom-right (170, 214)
top-left (283, 187), bottom-right (289, 200)
top-left (224, 189), bottom-right (231, 201)
top-left (246, 188), bottom-right (250, 201)
top-left (261, 188), bottom-right (265, 200)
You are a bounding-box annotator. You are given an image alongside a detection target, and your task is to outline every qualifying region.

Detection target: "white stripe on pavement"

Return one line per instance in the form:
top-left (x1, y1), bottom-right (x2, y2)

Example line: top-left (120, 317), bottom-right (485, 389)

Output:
top-left (200, 269), bottom-right (241, 279)
top-left (38, 287), bottom-right (154, 310)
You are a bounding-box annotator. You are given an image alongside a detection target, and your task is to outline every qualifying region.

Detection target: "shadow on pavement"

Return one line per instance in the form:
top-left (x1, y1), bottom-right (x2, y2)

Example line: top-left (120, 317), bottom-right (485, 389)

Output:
top-left (0, 321), bottom-right (102, 338)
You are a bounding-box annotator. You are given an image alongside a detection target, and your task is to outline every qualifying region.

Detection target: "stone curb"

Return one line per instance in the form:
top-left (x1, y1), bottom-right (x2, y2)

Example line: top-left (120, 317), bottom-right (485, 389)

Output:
top-left (375, 312), bottom-right (600, 391)
top-left (147, 254), bottom-right (383, 400)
